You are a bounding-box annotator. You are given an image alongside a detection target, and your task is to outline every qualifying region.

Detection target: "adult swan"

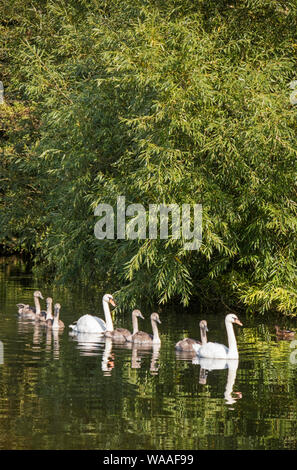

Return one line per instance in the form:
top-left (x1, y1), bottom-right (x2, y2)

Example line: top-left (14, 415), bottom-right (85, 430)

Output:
top-left (69, 294), bottom-right (116, 334)
top-left (193, 314), bottom-right (243, 359)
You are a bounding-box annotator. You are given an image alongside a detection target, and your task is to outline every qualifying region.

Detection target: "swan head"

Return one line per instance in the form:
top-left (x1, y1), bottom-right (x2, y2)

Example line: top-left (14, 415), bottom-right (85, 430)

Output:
top-left (132, 309), bottom-right (144, 319)
top-left (46, 297), bottom-right (52, 306)
top-left (103, 293), bottom-right (116, 307)
top-left (199, 320), bottom-right (208, 332)
top-left (34, 290), bottom-right (44, 299)
top-left (54, 303), bottom-right (61, 316)
top-left (151, 312), bottom-right (161, 324)
top-left (226, 313), bottom-right (243, 326)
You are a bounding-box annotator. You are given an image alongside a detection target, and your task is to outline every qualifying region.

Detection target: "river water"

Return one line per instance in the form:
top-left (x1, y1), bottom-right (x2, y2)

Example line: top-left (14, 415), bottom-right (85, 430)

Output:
top-left (0, 258), bottom-right (296, 450)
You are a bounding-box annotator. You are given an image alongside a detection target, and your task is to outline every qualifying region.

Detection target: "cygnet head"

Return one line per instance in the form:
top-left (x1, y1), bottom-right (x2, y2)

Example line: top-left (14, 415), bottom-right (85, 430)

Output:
top-left (225, 313), bottom-right (243, 326)
top-left (199, 320), bottom-right (208, 331)
top-left (151, 312), bottom-right (161, 324)
top-left (132, 309), bottom-right (144, 319)
top-left (34, 290), bottom-right (44, 299)
top-left (46, 297), bottom-right (52, 306)
top-left (103, 293), bottom-right (116, 307)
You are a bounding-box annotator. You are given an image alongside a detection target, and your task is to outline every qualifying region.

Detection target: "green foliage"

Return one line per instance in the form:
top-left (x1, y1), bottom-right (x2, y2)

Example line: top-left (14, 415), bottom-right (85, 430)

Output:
top-left (0, 0), bottom-right (296, 315)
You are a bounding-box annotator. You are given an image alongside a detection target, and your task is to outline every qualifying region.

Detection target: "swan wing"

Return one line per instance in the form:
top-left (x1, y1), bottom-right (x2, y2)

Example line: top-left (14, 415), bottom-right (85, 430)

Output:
top-left (92, 316), bottom-right (107, 331)
top-left (16, 303), bottom-right (27, 309)
top-left (176, 338), bottom-right (200, 352)
top-left (192, 342), bottom-right (202, 354)
top-left (17, 304), bottom-right (35, 314)
top-left (131, 331), bottom-right (153, 344)
top-left (198, 342), bottom-right (228, 359)
top-left (69, 314), bottom-right (106, 333)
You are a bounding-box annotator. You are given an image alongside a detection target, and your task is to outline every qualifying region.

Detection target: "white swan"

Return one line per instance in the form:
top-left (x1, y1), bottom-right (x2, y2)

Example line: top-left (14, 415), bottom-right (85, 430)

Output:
top-left (69, 294), bottom-right (115, 334)
top-left (193, 313), bottom-right (243, 359)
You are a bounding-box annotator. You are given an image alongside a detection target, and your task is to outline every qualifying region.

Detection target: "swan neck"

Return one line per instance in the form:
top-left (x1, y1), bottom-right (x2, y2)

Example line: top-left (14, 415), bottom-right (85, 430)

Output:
top-left (46, 303), bottom-right (52, 321)
top-left (103, 300), bottom-right (114, 331)
top-left (151, 319), bottom-right (160, 343)
top-left (132, 313), bottom-right (139, 335)
top-left (34, 296), bottom-right (41, 315)
top-left (226, 320), bottom-right (238, 357)
top-left (200, 327), bottom-right (207, 345)
top-left (53, 311), bottom-right (59, 328)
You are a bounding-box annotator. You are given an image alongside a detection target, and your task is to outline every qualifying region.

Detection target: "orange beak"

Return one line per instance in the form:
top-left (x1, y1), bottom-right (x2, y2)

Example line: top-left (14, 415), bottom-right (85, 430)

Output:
top-left (109, 298), bottom-right (116, 307)
top-left (234, 318), bottom-right (243, 326)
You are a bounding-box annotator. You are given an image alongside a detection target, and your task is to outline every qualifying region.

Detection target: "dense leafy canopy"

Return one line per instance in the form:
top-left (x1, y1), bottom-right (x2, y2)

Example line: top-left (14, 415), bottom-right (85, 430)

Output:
top-left (0, 0), bottom-right (296, 315)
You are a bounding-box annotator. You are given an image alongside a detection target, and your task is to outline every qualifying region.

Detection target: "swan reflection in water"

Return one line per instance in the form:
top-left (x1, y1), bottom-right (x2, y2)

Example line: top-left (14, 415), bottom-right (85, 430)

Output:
top-left (68, 332), bottom-right (125, 375)
top-left (17, 316), bottom-right (63, 359)
top-left (69, 331), bottom-right (114, 375)
top-left (175, 349), bottom-right (196, 362)
top-left (192, 357), bottom-right (242, 405)
top-left (0, 340), bottom-right (3, 365)
top-left (131, 343), bottom-right (161, 375)
top-left (69, 331), bottom-right (105, 357)
top-left (100, 338), bottom-right (134, 375)
top-left (69, 330), bottom-right (161, 376)
top-left (47, 328), bottom-right (62, 360)
top-left (101, 337), bottom-right (114, 375)
top-left (101, 339), bottom-right (161, 376)
top-left (17, 318), bottom-right (44, 345)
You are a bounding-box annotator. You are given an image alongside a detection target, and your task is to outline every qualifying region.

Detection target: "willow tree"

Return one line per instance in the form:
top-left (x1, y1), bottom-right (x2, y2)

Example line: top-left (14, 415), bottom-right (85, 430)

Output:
top-left (0, 0), bottom-right (296, 315)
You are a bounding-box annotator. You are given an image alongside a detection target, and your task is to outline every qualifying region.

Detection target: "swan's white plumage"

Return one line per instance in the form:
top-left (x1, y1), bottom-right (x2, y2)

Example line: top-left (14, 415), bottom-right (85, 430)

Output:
top-left (196, 342), bottom-right (229, 359)
top-left (68, 294), bottom-right (115, 334)
top-left (69, 314), bottom-right (106, 333)
top-left (192, 342), bottom-right (202, 354)
top-left (195, 314), bottom-right (242, 360)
